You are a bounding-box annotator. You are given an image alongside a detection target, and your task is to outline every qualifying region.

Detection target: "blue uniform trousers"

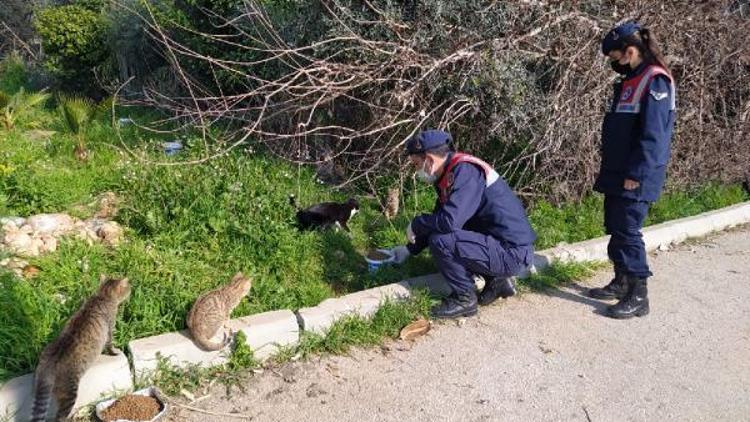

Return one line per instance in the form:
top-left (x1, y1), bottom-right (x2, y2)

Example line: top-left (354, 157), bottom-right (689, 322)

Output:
top-left (428, 230), bottom-right (533, 294)
top-left (604, 195), bottom-right (652, 278)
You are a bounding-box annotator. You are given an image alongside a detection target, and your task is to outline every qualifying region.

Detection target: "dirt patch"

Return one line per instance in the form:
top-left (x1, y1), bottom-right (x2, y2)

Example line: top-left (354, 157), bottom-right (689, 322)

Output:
top-left (100, 394), bottom-right (161, 421)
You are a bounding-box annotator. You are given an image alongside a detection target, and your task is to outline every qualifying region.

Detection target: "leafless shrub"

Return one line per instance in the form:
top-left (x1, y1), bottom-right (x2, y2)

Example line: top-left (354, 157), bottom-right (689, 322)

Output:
top-left (120, 0), bottom-right (749, 202)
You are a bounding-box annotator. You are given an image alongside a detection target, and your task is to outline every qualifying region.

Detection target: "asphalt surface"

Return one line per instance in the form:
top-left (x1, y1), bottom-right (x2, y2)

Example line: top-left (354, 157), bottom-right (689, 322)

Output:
top-left (165, 227), bottom-right (750, 422)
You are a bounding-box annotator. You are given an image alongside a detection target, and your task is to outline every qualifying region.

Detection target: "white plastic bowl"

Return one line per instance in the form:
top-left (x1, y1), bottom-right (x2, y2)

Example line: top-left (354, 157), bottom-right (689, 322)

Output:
top-left (364, 248), bottom-right (395, 272)
top-left (95, 387), bottom-right (167, 422)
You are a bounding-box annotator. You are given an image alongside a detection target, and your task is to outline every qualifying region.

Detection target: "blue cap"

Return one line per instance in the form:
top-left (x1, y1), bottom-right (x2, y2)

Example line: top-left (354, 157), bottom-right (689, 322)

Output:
top-left (404, 130), bottom-right (453, 155)
top-left (601, 22), bottom-right (641, 55)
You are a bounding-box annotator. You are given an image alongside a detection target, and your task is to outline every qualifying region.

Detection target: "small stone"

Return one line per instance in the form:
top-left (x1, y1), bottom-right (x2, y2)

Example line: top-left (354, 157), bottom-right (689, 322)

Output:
top-left (39, 235), bottom-right (57, 254)
top-left (0, 217), bottom-right (25, 231)
top-left (97, 221), bottom-right (123, 246)
top-left (306, 383), bottom-right (327, 398)
top-left (3, 231), bottom-right (39, 257)
top-left (53, 293), bottom-right (68, 305)
top-left (657, 243), bottom-right (670, 251)
top-left (180, 388), bottom-right (196, 402)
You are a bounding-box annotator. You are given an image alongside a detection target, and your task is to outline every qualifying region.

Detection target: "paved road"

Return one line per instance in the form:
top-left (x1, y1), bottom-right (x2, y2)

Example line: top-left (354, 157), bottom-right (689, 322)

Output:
top-left (166, 227), bottom-right (750, 422)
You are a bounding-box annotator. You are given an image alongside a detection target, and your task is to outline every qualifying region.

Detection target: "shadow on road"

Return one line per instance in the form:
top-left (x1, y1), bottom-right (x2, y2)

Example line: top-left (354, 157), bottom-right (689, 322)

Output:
top-left (541, 283), bottom-right (613, 316)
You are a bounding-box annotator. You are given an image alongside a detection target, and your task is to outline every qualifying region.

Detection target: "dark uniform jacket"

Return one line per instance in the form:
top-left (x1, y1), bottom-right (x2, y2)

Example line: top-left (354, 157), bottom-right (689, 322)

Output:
top-left (594, 62), bottom-right (676, 202)
top-left (407, 152), bottom-right (536, 255)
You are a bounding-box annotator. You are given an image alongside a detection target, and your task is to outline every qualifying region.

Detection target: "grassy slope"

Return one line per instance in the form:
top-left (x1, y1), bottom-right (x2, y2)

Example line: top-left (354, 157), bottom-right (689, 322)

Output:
top-left (0, 76), bottom-right (747, 381)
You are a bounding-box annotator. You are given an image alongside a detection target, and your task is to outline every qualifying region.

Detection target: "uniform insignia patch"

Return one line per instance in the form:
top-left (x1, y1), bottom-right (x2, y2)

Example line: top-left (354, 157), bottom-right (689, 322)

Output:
top-left (621, 86), bottom-right (633, 101)
top-left (650, 90), bottom-right (668, 101)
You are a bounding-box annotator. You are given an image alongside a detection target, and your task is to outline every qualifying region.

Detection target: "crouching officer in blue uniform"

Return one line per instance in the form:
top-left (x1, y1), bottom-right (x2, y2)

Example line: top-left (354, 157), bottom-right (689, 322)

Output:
top-left (588, 22), bottom-right (677, 319)
top-left (386, 130), bottom-right (536, 319)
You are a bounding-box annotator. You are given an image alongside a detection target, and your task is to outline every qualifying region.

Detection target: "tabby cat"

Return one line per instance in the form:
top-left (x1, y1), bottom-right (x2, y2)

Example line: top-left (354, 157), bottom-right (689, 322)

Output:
top-left (384, 187), bottom-right (400, 220)
top-left (31, 276), bottom-right (130, 422)
top-left (187, 272), bottom-right (252, 351)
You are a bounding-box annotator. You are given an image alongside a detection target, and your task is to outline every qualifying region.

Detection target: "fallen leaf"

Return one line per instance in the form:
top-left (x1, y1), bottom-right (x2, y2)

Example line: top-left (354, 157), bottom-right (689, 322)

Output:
top-left (399, 318), bottom-right (431, 341)
top-left (22, 265), bottom-right (40, 279)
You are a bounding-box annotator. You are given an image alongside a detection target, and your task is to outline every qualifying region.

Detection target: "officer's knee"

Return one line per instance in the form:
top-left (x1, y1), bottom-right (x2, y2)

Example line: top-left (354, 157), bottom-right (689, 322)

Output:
top-left (428, 232), bottom-right (456, 256)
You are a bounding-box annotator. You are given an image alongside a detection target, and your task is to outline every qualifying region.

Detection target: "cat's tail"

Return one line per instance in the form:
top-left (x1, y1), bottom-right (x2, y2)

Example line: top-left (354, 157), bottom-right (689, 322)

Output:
top-left (30, 366), bottom-right (55, 422)
top-left (288, 194), bottom-right (299, 210)
top-left (192, 331), bottom-right (231, 351)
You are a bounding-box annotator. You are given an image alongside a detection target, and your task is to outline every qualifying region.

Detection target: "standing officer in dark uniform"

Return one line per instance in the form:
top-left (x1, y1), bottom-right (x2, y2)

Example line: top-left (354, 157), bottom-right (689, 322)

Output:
top-left (588, 22), bottom-right (677, 319)
top-left (387, 130), bottom-right (536, 319)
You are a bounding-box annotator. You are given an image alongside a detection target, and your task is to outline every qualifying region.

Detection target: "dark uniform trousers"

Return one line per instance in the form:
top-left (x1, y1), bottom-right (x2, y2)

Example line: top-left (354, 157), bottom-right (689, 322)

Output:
top-left (428, 230), bottom-right (533, 294)
top-left (604, 196), bottom-right (652, 278)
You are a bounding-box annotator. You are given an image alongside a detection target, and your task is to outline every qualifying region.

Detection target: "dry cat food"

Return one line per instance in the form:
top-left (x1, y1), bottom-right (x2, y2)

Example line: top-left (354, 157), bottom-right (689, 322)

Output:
top-left (100, 394), bottom-right (161, 421)
top-left (367, 250), bottom-right (391, 261)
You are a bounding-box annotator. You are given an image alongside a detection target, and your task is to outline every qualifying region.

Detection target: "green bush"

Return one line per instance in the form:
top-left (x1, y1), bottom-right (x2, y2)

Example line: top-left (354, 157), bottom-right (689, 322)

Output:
top-left (34, 5), bottom-right (111, 94)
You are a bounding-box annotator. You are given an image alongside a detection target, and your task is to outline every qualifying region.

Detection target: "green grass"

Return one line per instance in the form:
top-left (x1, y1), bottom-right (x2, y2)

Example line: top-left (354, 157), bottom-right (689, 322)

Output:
top-left (529, 184), bottom-right (749, 250)
top-left (519, 260), bottom-right (606, 291)
top-left (0, 71), bottom-right (748, 382)
top-left (295, 291), bottom-right (433, 357)
top-left (146, 330), bottom-right (259, 397)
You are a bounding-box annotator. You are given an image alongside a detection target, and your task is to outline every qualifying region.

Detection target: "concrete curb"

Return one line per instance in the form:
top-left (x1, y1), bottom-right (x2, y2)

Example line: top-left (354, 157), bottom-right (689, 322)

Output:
top-left (297, 281), bottom-right (412, 334)
top-left (531, 201), bottom-right (750, 270)
top-left (2, 201), bottom-right (748, 420)
top-left (129, 309), bottom-right (299, 380)
top-left (0, 354), bottom-right (132, 421)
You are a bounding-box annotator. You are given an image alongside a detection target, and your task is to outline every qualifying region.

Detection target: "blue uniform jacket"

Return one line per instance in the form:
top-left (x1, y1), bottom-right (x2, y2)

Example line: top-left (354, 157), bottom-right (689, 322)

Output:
top-left (594, 63), bottom-right (676, 202)
top-left (407, 158), bottom-right (536, 255)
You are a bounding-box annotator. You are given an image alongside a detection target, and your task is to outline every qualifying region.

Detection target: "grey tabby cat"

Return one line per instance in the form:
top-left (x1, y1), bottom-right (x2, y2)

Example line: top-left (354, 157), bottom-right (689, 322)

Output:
top-left (187, 272), bottom-right (252, 351)
top-left (31, 276), bottom-right (130, 422)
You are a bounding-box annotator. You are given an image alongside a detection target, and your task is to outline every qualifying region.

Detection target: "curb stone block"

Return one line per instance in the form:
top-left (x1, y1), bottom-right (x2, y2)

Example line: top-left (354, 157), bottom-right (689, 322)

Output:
top-left (0, 354), bottom-right (132, 421)
top-left (297, 281), bottom-right (413, 334)
top-left (403, 274), bottom-right (452, 296)
top-left (128, 309), bottom-right (299, 377)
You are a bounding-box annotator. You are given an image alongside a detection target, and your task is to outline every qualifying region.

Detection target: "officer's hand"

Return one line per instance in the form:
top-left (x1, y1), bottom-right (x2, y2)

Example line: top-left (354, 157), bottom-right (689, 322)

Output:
top-left (406, 222), bottom-right (416, 244)
top-left (624, 179), bottom-right (640, 190)
top-left (391, 245), bottom-right (410, 264)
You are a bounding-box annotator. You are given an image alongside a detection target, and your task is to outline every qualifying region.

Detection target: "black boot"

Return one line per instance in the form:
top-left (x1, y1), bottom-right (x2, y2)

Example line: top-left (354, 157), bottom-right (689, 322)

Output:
top-left (587, 271), bottom-right (628, 300)
top-left (431, 290), bottom-right (478, 319)
top-left (607, 276), bottom-right (649, 319)
top-left (478, 276), bottom-right (517, 306)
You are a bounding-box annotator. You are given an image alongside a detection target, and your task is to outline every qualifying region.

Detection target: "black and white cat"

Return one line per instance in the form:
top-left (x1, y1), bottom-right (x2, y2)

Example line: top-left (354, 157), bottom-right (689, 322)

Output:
top-left (289, 195), bottom-right (359, 231)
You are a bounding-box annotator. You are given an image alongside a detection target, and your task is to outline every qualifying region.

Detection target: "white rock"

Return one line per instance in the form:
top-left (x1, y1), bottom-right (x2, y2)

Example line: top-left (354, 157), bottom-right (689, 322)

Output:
top-left (3, 231), bottom-right (39, 257)
top-left (26, 214), bottom-right (76, 235)
top-left (0, 217), bottom-right (25, 227)
top-left (96, 221), bottom-right (123, 247)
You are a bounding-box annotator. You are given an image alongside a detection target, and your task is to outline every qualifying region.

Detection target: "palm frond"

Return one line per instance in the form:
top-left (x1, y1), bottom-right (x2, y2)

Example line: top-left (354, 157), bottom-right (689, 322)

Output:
top-left (58, 95), bottom-right (95, 134)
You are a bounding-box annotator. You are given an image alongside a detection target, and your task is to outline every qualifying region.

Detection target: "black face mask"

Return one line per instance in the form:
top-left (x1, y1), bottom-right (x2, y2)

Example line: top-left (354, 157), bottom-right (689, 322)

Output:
top-left (610, 60), bottom-right (631, 75)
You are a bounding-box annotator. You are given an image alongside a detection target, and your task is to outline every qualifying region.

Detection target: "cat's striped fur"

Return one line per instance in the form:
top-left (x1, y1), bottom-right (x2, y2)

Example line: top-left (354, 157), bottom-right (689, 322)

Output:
top-left (187, 272), bottom-right (252, 351)
top-left (31, 276), bottom-right (130, 422)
